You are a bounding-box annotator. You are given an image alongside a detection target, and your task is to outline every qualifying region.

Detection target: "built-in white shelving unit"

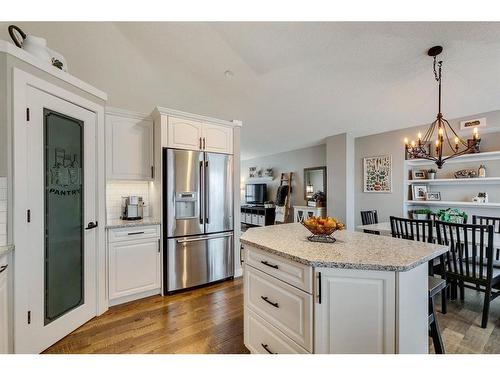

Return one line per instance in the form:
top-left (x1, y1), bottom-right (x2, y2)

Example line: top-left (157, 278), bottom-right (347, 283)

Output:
top-left (405, 177), bottom-right (500, 185)
top-left (404, 200), bottom-right (500, 208)
top-left (403, 150), bottom-right (500, 218)
top-left (246, 176), bottom-right (274, 183)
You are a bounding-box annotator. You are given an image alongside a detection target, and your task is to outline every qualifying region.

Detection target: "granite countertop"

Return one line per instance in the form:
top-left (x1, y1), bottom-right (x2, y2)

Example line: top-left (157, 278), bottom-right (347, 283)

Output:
top-left (240, 223), bottom-right (448, 272)
top-left (0, 244), bottom-right (14, 257)
top-left (106, 217), bottom-right (161, 229)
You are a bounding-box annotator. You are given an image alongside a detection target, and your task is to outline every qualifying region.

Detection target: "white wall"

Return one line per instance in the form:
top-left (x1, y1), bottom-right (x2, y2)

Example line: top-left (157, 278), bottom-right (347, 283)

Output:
top-left (241, 144), bottom-right (326, 217)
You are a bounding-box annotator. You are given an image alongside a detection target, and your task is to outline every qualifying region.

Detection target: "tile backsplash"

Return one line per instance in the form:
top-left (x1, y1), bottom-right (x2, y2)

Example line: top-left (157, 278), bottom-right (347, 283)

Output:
top-left (0, 177), bottom-right (7, 245)
top-left (106, 181), bottom-right (151, 220)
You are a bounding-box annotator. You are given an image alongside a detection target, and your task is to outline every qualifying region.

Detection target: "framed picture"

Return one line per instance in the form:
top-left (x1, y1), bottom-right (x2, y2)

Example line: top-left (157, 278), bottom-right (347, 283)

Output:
top-left (426, 192), bottom-right (441, 201)
top-left (411, 169), bottom-right (428, 180)
top-left (412, 184), bottom-right (428, 200)
top-left (248, 167), bottom-right (257, 178)
top-left (363, 155), bottom-right (392, 193)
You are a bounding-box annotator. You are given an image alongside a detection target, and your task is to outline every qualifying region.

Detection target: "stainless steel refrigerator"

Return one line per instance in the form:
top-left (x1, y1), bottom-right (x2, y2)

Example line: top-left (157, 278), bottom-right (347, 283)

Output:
top-left (163, 148), bottom-right (234, 293)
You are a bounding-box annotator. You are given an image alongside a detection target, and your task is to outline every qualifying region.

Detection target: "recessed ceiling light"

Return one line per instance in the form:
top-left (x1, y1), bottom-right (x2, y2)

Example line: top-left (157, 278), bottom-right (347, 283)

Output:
top-left (224, 70), bottom-right (234, 78)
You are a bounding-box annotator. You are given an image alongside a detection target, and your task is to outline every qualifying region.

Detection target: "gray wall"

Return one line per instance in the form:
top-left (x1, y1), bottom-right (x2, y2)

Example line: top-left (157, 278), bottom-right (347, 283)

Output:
top-left (241, 144), bottom-right (326, 216)
top-left (354, 110), bottom-right (500, 226)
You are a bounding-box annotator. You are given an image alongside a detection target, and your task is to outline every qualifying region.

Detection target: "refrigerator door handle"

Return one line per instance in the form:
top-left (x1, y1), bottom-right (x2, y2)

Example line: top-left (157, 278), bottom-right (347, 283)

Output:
top-left (199, 160), bottom-right (204, 224)
top-left (176, 233), bottom-right (233, 244)
top-left (205, 160), bottom-right (210, 224)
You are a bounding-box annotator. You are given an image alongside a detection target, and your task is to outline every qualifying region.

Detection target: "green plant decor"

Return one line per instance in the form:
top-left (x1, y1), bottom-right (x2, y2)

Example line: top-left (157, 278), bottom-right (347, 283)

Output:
top-left (414, 208), bottom-right (433, 215)
top-left (436, 208), bottom-right (468, 223)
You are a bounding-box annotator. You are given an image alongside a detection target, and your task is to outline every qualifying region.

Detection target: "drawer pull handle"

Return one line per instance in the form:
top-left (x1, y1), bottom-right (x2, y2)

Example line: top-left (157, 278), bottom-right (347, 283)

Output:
top-left (261, 343), bottom-right (276, 354)
top-left (0, 265), bottom-right (7, 274)
top-left (260, 260), bottom-right (278, 269)
top-left (261, 296), bottom-right (279, 308)
top-left (128, 231), bottom-right (145, 235)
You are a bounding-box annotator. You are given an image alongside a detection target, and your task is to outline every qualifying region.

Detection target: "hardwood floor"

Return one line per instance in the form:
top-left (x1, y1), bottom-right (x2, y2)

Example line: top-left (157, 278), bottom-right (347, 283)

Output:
top-left (44, 278), bottom-right (249, 354)
top-left (44, 277), bottom-right (500, 354)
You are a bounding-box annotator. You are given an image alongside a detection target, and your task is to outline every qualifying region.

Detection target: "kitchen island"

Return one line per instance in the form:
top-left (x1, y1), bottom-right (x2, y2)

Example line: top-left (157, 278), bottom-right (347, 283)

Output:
top-left (240, 223), bottom-right (448, 354)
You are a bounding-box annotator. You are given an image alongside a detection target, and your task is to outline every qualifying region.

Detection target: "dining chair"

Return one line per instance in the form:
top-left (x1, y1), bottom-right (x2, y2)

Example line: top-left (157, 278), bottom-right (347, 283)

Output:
top-left (435, 220), bottom-right (499, 328)
top-left (389, 216), bottom-right (446, 353)
top-left (473, 215), bottom-right (500, 260)
top-left (360, 210), bottom-right (380, 235)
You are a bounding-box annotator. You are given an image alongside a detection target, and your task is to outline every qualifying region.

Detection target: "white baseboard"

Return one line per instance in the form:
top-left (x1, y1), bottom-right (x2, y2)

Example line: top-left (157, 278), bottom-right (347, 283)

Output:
top-left (109, 288), bottom-right (161, 307)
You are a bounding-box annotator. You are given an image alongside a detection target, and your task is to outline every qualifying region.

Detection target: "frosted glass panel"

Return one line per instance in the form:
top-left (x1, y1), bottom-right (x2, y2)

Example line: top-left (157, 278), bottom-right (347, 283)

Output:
top-left (44, 109), bottom-right (84, 325)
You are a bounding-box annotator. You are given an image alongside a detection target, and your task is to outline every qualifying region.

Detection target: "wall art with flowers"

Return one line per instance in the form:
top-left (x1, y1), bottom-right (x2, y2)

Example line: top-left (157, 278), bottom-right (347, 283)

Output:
top-left (363, 155), bottom-right (392, 193)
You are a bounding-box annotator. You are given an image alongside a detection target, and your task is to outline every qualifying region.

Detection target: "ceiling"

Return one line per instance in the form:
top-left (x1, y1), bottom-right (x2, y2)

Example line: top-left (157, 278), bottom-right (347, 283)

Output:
top-left (2, 22), bottom-right (500, 160)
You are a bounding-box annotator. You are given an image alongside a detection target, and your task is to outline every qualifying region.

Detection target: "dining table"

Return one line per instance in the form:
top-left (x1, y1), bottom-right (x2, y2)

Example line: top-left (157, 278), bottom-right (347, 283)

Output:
top-left (357, 221), bottom-right (500, 248)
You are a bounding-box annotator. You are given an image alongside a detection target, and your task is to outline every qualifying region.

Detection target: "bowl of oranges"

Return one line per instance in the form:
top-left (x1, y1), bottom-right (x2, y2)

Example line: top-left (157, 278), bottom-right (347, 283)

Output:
top-left (301, 216), bottom-right (345, 243)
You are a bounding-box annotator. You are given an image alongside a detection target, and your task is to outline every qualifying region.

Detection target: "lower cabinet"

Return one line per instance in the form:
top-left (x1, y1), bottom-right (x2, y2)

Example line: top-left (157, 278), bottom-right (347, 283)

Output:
top-left (243, 246), bottom-right (402, 354)
top-left (0, 254), bottom-right (9, 354)
top-left (108, 225), bottom-right (161, 304)
top-left (314, 267), bottom-right (396, 354)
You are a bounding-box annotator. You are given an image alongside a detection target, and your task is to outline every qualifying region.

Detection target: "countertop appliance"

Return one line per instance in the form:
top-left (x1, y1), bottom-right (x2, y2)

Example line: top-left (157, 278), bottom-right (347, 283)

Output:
top-left (163, 148), bottom-right (234, 293)
top-left (121, 195), bottom-right (144, 220)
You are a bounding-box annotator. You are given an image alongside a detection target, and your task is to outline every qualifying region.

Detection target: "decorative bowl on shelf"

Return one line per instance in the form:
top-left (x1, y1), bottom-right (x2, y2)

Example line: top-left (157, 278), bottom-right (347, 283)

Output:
top-left (301, 216), bottom-right (345, 243)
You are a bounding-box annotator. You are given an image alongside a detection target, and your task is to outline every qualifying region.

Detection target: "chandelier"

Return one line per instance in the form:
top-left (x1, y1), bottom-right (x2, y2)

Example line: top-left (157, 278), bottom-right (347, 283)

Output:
top-left (404, 46), bottom-right (481, 169)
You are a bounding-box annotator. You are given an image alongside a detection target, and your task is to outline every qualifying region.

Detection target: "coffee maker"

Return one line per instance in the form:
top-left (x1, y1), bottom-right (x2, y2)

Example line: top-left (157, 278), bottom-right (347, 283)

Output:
top-left (121, 196), bottom-right (144, 220)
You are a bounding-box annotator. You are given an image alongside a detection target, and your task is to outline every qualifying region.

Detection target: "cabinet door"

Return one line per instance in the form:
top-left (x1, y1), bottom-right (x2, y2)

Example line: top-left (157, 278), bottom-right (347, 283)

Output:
top-left (106, 114), bottom-right (154, 180)
top-left (314, 267), bottom-right (395, 354)
top-left (0, 258), bottom-right (8, 354)
top-left (167, 116), bottom-right (203, 150)
top-left (202, 124), bottom-right (233, 154)
top-left (109, 238), bottom-right (160, 300)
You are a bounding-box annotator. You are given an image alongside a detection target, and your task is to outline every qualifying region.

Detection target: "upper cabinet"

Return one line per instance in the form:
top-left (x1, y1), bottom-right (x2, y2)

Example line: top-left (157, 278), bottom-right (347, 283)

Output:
top-left (202, 123), bottom-right (233, 154)
top-left (167, 117), bottom-right (203, 151)
top-left (165, 115), bottom-right (233, 154)
top-left (106, 110), bottom-right (154, 180)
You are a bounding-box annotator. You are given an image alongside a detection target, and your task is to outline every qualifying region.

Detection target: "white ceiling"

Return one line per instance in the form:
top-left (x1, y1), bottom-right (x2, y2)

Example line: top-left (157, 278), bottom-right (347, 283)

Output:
top-left (2, 22), bottom-right (500, 159)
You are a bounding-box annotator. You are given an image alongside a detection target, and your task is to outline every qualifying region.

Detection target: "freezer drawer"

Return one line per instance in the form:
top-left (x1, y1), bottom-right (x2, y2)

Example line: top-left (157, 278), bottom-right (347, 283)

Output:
top-left (167, 232), bottom-right (234, 292)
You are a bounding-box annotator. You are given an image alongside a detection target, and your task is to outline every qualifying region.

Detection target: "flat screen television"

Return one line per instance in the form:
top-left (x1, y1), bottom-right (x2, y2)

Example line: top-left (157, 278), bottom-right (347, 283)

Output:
top-left (245, 184), bottom-right (267, 205)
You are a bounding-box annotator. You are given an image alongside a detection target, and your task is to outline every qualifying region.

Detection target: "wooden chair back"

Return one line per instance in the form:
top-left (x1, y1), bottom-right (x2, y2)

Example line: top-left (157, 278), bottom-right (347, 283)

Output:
top-left (390, 216), bottom-right (433, 243)
top-left (361, 210), bottom-right (379, 235)
top-left (361, 210), bottom-right (378, 225)
top-left (435, 220), bottom-right (494, 284)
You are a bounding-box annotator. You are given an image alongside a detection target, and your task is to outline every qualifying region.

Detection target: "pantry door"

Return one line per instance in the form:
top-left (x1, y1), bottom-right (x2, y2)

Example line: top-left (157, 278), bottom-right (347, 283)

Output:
top-left (16, 85), bottom-right (98, 353)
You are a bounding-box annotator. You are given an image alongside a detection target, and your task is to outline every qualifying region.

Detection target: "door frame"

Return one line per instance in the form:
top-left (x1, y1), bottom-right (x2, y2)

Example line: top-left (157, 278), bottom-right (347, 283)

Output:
top-left (12, 68), bottom-right (107, 352)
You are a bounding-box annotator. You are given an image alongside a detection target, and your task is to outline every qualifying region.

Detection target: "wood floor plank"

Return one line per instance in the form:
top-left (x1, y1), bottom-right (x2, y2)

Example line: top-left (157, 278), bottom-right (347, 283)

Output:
top-left (44, 277), bottom-right (500, 354)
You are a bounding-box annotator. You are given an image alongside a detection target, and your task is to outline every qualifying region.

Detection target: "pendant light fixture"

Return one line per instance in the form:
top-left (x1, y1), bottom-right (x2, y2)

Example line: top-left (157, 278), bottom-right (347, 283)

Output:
top-left (404, 46), bottom-right (481, 169)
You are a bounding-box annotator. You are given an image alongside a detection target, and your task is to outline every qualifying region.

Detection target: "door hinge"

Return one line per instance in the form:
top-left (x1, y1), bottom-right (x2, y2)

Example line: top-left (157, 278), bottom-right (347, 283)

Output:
top-left (27, 209), bottom-right (31, 223)
top-left (158, 239), bottom-right (161, 253)
top-left (27, 311), bottom-right (31, 324)
top-left (26, 108), bottom-right (30, 121)
top-left (151, 166), bottom-right (154, 179)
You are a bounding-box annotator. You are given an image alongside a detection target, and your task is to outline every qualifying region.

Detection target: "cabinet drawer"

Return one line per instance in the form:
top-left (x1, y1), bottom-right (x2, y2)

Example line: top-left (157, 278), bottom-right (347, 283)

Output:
top-left (251, 214), bottom-right (258, 225)
top-left (257, 215), bottom-right (265, 226)
top-left (244, 245), bottom-right (313, 293)
top-left (108, 225), bottom-right (160, 243)
top-left (244, 265), bottom-right (313, 351)
top-left (245, 308), bottom-right (308, 354)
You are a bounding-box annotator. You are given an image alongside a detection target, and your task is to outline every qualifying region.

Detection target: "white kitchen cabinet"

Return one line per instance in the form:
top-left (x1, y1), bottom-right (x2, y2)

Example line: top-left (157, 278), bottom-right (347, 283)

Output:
top-left (166, 116), bottom-right (233, 154)
top-left (106, 111), bottom-right (154, 180)
top-left (108, 226), bottom-right (161, 304)
top-left (167, 116), bottom-right (203, 151)
top-left (202, 123), bottom-right (233, 154)
top-left (314, 267), bottom-right (396, 354)
top-left (0, 255), bottom-right (9, 354)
